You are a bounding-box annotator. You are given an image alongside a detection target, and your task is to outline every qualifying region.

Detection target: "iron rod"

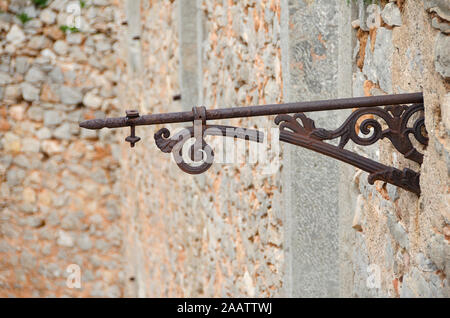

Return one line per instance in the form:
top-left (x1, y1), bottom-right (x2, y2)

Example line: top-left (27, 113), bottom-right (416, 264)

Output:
top-left (79, 92), bottom-right (423, 130)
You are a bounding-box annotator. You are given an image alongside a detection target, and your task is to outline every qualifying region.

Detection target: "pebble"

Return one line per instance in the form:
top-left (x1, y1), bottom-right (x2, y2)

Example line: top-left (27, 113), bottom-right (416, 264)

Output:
top-left (53, 40), bottom-right (68, 55)
top-left (53, 123), bottom-right (72, 140)
top-left (83, 91), bottom-right (103, 109)
top-left (49, 66), bottom-right (64, 83)
top-left (66, 33), bottom-right (83, 45)
top-left (25, 66), bottom-right (46, 83)
top-left (42, 140), bottom-right (63, 155)
top-left (6, 25), bottom-right (25, 44)
top-left (27, 105), bottom-right (44, 121)
top-left (14, 57), bottom-right (30, 74)
top-left (6, 167), bottom-right (26, 187)
top-left (77, 234), bottom-right (93, 251)
top-left (44, 110), bottom-right (62, 126)
top-left (22, 187), bottom-right (36, 204)
top-left (28, 35), bottom-right (51, 50)
top-left (0, 72), bottom-right (12, 85)
top-left (21, 82), bottom-right (40, 101)
top-left (9, 105), bottom-right (25, 120)
top-left (435, 32), bottom-right (450, 79)
top-left (59, 86), bottom-right (83, 105)
top-left (22, 138), bottom-right (40, 153)
top-left (40, 9), bottom-right (57, 25)
top-left (431, 17), bottom-right (450, 34)
top-left (57, 231), bottom-right (74, 247)
top-left (4, 85), bottom-right (20, 102)
top-left (381, 3), bottom-right (402, 26)
top-left (2, 132), bottom-right (21, 153)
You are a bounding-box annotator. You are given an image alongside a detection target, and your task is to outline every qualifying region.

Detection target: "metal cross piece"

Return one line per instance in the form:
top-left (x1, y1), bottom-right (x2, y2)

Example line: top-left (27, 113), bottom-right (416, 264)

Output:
top-left (125, 110), bottom-right (141, 147)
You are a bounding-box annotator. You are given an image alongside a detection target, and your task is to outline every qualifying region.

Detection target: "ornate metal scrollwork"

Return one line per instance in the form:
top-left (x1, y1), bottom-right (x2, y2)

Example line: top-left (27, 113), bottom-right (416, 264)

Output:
top-left (368, 167), bottom-right (420, 195)
top-left (154, 125), bottom-right (212, 174)
top-left (280, 103), bottom-right (427, 162)
top-left (79, 92), bottom-right (427, 195)
top-left (154, 124), bottom-right (264, 175)
top-left (274, 103), bottom-right (428, 195)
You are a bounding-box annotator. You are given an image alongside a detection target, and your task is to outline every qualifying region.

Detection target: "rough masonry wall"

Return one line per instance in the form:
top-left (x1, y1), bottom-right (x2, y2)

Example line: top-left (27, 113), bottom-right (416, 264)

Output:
top-left (340, 0), bottom-right (449, 297)
top-left (118, 0), bottom-right (187, 297)
top-left (2, 0), bottom-right (446, 299)
top-left (118, 0), bottom-right (285, 297)
top-left (200, 0), bottom-right (284, 297)
top-left (0, 0), bottom-right (124, 297)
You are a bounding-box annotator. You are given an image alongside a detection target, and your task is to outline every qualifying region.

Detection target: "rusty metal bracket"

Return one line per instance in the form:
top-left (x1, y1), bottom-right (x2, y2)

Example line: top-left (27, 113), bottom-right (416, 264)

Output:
top-left (79, 92), bottom-right (427, 195)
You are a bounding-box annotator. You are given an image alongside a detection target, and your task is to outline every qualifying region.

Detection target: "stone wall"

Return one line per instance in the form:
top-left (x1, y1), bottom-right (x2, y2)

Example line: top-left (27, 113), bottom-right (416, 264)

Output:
top-left (0, 0), bottom-right (124, 297)
top-left (339, 0), bottom-right (449, 297)
top-left (118, 0), bottom-right (285, 297)
top-left (1, 0), bottom-right (448, 299)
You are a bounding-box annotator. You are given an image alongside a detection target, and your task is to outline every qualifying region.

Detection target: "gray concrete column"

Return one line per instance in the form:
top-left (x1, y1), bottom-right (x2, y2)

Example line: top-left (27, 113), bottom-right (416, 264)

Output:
top-left (280, 0), bottom-right (353, 297)
top-left (125, 0), bottom-right (142, 75)
top-left (178, 0), bottom-right (203, 110)
top-left (337, 1), bottom-right (359, 298)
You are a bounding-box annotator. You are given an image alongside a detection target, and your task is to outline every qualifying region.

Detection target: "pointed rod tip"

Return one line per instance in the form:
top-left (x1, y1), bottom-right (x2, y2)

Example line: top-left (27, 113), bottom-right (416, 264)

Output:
top-left (79, 118), bottom-right (106, 130)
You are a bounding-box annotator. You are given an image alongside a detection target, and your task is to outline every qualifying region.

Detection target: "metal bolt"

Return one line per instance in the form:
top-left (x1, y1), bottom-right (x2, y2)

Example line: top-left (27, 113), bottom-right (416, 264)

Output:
top-left (125, 110), bottom-right (140, 147)
top-left (126, 110), bottom-right (139, 118)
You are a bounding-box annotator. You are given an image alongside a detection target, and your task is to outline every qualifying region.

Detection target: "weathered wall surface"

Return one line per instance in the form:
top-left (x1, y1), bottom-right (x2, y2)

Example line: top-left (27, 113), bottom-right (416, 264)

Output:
top-left (118, 0), bottom-right (284, 297)
top-left (281, 0), bottom-right (351, 297)
top-left (118, 0), bottom-right (449, 298)
top-left (199, 0), bottom-right (284, 297)
top-left (0, 0), bottom-right (124, 297)
top-left (1, 0), bottom-right (448, 299)
top-left (340, 0), bottom-right (449, 297)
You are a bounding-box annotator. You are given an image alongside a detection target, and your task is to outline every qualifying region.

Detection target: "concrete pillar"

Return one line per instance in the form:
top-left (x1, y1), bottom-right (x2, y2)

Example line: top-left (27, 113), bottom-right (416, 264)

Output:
top-left (125, 0), bottom-right (142, 75)
top-left (280, 0), bottom-right (353, 297)
top-left (178, 0), bottom-right (203, 110)
top-left (337, 1), bottom-right (359, 298)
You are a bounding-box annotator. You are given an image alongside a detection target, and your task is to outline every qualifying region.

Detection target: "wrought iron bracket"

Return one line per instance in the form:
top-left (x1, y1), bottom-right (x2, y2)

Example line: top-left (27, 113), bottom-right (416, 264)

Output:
top-left (79, 93), bottom-right (427, 195)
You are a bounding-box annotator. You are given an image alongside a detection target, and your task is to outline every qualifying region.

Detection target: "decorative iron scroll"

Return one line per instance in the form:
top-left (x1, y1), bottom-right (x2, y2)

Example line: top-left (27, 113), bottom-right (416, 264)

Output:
top-left (79, 93), bottom-right (427, 195)
top-left (274, 103), bottom-right (427, 195)
top-left (154, 124), bottom-right (264, 174)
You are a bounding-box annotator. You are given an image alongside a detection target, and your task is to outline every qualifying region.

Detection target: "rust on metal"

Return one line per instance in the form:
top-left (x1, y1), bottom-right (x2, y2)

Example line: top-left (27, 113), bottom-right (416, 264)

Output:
top-left (124, 109), bottom-right (140, 147)
top-left (79, 92), bottom-right (427, 195)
